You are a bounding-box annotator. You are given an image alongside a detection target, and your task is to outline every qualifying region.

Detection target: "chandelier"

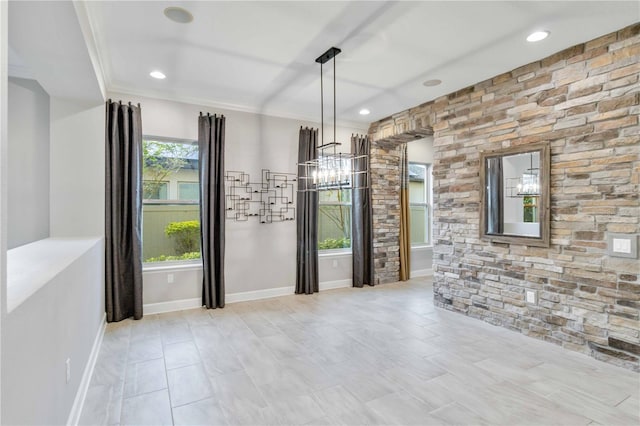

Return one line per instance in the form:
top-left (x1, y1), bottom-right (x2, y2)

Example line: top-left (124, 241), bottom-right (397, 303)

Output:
top-left (298, 47), bottom-right (368, 192)
top-left (506, 152), bottom-right (540, 197)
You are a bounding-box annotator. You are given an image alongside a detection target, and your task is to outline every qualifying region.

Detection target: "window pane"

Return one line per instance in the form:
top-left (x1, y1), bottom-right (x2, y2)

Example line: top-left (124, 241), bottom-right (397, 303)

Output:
top-left (318, 205), bottom-right (351, 249)
top-left (142, 204), bottom-right (201, 262)
top-left (409, 163), bottom-right (426, 180)
top-left (409, 180), bottom-right (425, 203)
top-left (178, 182), bottom-right (199, 201)
top-left (410, 205), bottom-right (428, 245)
top-left (319, 189), bottom-right (351, 203)
top-left (143, 181), bottom-right (168, 200)
top-left (143, 139), bottom-right (198, 201)
top-left (142, 138), bottom-right (200, 263)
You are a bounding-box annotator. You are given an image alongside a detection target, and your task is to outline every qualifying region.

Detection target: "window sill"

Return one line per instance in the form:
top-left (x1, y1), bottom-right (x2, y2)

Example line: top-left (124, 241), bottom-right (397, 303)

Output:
top-left (411, 244), bottom-right (433, 250)
top-left (143, 261), bottom-right (202, 273)
top-left (318, 249), bottom-right (352, 257)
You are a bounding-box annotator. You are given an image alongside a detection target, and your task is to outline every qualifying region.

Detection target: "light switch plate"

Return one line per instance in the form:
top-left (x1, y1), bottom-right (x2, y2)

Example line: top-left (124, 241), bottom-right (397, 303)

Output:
top-left (607, 233), bottom-right (638, 259)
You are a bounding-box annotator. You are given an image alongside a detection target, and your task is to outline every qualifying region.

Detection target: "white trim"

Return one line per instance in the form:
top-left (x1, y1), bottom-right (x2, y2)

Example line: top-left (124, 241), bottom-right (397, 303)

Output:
top-left (318, 250), bottom-right (352, 258)
top-left (108, 88), bottom-right (368, 131)
top-left (7, 63), bottom-right (35, 80)
top-left (143, 262), bottom-right (202, 274)
top-left (411, 245), bottom-right (433, 250)
top-left (227, 286), bottom-right (293, 304)
top-left (143, 279), bottom-right (354, 314)
top-left (319, 279), bottom-right (352, 290)
top-left (67, 313), bottom-right (106, 426)
top-left (144, 297), bottom-right (202, 315)
top-left (72, 0), bottom-right (107, 100)
top-left (412, 268), bottom-right (434, 277)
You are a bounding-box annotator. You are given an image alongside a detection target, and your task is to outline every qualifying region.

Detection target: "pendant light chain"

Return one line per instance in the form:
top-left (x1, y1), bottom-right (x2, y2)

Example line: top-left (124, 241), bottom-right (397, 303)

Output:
top-left (320, 61), bottom-right (324, 147)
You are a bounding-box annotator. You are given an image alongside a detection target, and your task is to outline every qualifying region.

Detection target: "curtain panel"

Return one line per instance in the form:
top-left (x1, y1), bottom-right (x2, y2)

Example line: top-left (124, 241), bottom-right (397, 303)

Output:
top-left (199, 113), bottom-right (226, 309)
top-left (399, 143), bottom-right (411, 281)
top-left (105, 100), bottom-right (143, 322)
top-left (351, 134), bottom-right (374, 287)
top-left (296, 127), bottom-right (319, 294)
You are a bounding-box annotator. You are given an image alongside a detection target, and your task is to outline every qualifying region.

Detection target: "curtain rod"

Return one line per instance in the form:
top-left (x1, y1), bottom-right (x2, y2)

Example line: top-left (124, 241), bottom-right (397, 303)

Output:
top-left (199, 112), bottom-right (225, 118)
top-left (106, 99), bottom-right (140, 108)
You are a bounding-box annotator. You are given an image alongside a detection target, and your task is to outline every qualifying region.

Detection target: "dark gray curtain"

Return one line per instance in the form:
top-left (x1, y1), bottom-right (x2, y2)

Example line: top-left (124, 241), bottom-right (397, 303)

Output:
top-left (296, 127), bottom-right (319, 294)
top-left (105, 100), bottom-right (143, 323)
top-left (199, 113), bottom-right (226, 309)
top-left (351, 134), bottom-right (374, 287)
top-left (486, 157), bottom-right (503, 234)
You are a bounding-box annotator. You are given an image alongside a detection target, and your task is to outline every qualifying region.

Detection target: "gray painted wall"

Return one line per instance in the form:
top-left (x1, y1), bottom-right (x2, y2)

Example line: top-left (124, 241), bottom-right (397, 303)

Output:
top-left (7, 77), bottom-right (49, 249)
top-left (49, 98), bottom-right (104, 238)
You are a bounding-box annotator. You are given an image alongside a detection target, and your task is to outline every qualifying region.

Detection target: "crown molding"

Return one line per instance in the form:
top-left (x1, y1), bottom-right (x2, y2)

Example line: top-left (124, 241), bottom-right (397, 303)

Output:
top-left (7, 63), bottom-right (34, 80)
top-left (72, 0), bottom-right (107, 100)
top-left (107, 85), bottom-right (369, 132)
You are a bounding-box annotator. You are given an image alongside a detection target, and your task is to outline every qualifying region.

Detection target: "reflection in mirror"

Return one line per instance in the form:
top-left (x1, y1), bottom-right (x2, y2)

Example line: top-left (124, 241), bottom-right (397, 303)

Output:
top-left (480, 142), bottom-right (549, 247)
top-left (502, 151), bottom-right (540, 237)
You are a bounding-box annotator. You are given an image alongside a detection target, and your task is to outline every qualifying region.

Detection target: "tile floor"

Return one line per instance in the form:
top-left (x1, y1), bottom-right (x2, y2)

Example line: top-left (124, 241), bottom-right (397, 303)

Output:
top-left (79, 277), bottom-right (640, 425)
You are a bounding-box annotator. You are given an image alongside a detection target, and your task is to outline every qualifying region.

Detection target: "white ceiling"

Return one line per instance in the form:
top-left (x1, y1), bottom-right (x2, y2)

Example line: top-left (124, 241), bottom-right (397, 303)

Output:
top-left (10, 1), bottom-right (640, 126)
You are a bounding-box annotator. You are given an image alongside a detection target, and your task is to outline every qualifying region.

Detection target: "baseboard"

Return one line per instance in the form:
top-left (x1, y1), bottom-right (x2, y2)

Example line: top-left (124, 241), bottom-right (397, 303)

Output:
top-left (144, 298), bottom-right (202, 315)
top-left (412, 268), bottom-right (434, 277)
top-left (143, 279), bottom-right (354, 314)
top-left (226, 286), bottom-right (293, 304)
top-left (67, 313), bottom-right (106, 426)
top-left (319, 278), bottom-right (352, 290)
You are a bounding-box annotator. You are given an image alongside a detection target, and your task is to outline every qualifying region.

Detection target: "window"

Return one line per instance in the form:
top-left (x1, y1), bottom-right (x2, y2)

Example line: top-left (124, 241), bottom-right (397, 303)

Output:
top-left (143, 181), bottom-right (168, 200)
top-left (142, 137), bottom-right (200, 264)
top-left (523, 196), bottom-right (538, 223)
top-left (318, 189), bottom-right (351, 250)
top-left (178, 181), bottom-right (199, 201)
top-left (409, 162), bottom-right (431, 246)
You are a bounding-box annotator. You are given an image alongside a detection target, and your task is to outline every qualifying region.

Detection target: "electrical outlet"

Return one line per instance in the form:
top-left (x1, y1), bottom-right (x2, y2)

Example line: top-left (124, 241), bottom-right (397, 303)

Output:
top-left (167, 273), bottom-right (174, 284)
top-left (525, 290), bottom-right (537, 304)
top-left (613, 238), bottom-right (631, 254)
top-left (65, 358), bottom-right (71, 383)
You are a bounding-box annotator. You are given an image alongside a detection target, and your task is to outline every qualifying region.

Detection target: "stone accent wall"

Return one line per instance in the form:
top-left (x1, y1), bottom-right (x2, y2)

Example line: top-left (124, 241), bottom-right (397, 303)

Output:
top-left (368, 24), bottom-right (640, 371)
top-left (370, 143), bottom-right (401, 283)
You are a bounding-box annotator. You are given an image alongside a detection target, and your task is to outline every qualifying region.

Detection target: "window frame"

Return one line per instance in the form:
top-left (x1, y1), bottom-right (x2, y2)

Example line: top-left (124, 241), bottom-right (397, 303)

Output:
top-left (408, 162), bottom-right (432, 247)
top-left (318, 188), bottom-right (353, 253)
top-left (142, 135), bottom-right (201, 268)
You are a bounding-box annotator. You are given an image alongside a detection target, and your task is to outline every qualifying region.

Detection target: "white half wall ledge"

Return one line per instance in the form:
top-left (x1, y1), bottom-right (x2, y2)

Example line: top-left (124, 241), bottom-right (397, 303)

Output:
top-left (143, 279), bottom-right (353, 315)
top-left (66, 314), bottom-right (106, 426)
top-left (7, 237), bottom-right (103, 312)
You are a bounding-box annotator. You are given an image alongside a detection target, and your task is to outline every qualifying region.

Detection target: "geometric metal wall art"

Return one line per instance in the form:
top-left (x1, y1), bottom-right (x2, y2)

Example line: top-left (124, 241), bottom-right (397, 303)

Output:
top-left (225, 169), bottom-right (296, 223)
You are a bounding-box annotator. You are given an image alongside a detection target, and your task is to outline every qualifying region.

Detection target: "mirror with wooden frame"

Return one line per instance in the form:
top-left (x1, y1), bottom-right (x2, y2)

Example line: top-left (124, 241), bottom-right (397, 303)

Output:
top-left (480, 142), bottom-right (550, 247)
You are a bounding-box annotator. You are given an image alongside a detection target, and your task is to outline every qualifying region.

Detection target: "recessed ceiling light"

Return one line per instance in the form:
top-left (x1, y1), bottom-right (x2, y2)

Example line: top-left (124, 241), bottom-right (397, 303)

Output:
top-left (359, 109), bottom-right (370, 115)
top-left (422, 79), bottom-right (442, 87)
top-left (527, 31), bottom-right (549, 42)
top-left (164, 6), bottom-right (194, 24)
top-left (149, 70), bottom-right (166, 79)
